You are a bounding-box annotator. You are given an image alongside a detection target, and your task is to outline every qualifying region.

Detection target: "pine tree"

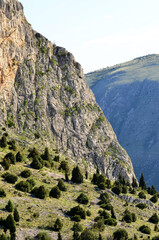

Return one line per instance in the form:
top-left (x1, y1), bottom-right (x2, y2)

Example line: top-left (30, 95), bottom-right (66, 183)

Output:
top-left (16, 152), bottom-right (23, 162)
top-left (65, 171), bottom-right (69, 182)
top-left (132, 176), bottom-right (138, 188)
top-left (14, 207), bottom-right (20, 222)
top-left (0, 136), bottom-right (7, 148)
top-left (5, 200), bottom-right (14, 212)
top-left (6, 214), bottom-right (16, 233)
top-left (98, 233), bottom-right (103, 240)
top-left (42, 147), bottom-right (51, 162)
top-left (71, 166), bottom-right (83, 184)
top-left (139, 173), bottom-right (147, 190)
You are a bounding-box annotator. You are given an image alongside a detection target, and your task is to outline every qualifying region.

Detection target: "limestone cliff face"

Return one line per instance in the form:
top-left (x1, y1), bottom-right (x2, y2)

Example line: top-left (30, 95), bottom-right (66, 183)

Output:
top-left (0, 0), bottom-right (136, 183)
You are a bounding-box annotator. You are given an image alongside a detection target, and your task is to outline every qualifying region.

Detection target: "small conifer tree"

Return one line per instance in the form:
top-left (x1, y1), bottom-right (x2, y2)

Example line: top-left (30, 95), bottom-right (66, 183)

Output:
top-left (57, 231), bottom-right (62, 240)
top-left (0, 136), bottom-right (7, 148)
top-left (5, 200), bottom-right (14, 212)
top-left (54, 218), bottom-right (63, 231)
top-left (6, 214), bottom-right (16, 233)
top-left (13, 207), bottom-right (20, 222)
top-left (71, 166), bottom-right (83, 184)
top-left (139, 173), bottom-right (147, 190)
top-left (16, 152), bottom-right (23, 162)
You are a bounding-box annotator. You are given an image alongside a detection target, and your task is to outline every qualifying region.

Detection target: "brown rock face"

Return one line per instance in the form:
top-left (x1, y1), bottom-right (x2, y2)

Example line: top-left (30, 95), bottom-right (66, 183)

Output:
top-left (0, 0), bottom-right (136, 183)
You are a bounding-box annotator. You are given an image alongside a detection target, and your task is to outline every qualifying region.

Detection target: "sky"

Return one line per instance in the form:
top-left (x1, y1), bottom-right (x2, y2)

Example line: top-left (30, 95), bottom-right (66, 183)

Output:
top-left (20, 0), bottom-right (159, 73)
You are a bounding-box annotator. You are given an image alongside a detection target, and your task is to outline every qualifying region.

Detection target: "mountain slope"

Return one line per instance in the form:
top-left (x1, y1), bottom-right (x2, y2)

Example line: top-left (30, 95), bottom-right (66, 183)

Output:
top-left (85, 54), bottom-right (159, 189)
top-left (0, 0), bottom-right (136, 183)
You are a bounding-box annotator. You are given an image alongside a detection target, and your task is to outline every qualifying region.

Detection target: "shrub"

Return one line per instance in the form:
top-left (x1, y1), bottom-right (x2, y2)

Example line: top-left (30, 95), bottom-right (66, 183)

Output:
top-left (54, 155), bottom-right (60, 162)
top-left (8, 140), bottom-right (16, 151)
top-left (86, 210), bottom-right (91, 216)
top-left (68, 205), bottom-right (86, 220)
top-left (0, 188), bottom-right (6, 197)
top-left (30, 156), bottom-right (43, 169)
top-left (105, 218), bottom-right (117, 226)
top-left (21, 169), bottom-right (32, 178)
top-left (54, 218), bottom-right (63, 231)
top-left (93, 219), bottom-right (105, 231)
top-left (2, 158), bottom-right (10, 170)
top-left (36, 232), bottom-right (52, 240)
top-left (28, 147), bottom-right (40, 158)
top-left (112, 185), bottom-right (122, 195)
top-left (102, 203), bottom-right (112, 210)
top-left (122, 209), bottom-right (132, 223)
top-left (73, 222), bottom-right (83, 232)
top-left (41, 147), bottom-right (51, 162)
top-left (5, 200), bottom-right (14, 212)
top-left (98, 182), bottom-right (105, 190)
top-left (49, 186), bottom-right (61, 199)
top-left (26, 178), bottom-right (36, 190)
top-left (131, 213), bottom-right (137, 222)
top-left (97, 174), bottom-right (105, 186)
top-left (4, 152), bottom-right (16, 164)
top-left (148, 213), bottom-right (159, 224)
top-left (148, 185), bottom-right (157, 195)
top-left (32, 185), bottom-right (47, 199)
top-left (0, 136), bottom-right (7, 148)
top-left (150, 194), bottom-right (158, 203)
top-left (152, 236), bottom-right (159, 240)
top-left (80, 228), bottom-right (95, 240)
top-left (136, 203), bottom-right (147, 209)
top-left (16, 152), bottom-right (23, 162)
top-left (105, 179), bottom-right (111, 189)
top-left (2, 172), bottom-right (18, 184)
top-left (113, 228), bottom-right (128, 240)
top-left (72, 215), bottom-right (81, 222)
top-left (14, 207), bottom-right (20, 222)
top-left (16, 180), bottom-right (31, 192)
top-left (138, 191), bottom-right (146, 199)
top-left (99, 210), bottom-right (110, 220)
top-left (139, 225), bottom-right (151, 234)
top-left (91, 173), bottom-right (99, 185)
top-left (59, 161), bottom-right (69, 172)
top-left (122, 185), bottom-right (128, 194)
top-left (57, 179), bottom-right (67, 191)
top-left (71, 166), bottom-right (83, 184)
top-left (77, 193), bottom-right (89, 205)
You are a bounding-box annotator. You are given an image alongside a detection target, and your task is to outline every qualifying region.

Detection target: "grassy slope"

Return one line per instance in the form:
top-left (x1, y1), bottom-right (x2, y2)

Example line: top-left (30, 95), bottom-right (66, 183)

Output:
top-left (0, 127), bottom-right (159, 240)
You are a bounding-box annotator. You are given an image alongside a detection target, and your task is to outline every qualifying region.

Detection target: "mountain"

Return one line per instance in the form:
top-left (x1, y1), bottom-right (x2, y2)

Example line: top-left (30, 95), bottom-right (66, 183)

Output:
top-left (0, 0), bottom-right (136, 183)
top-left (85, 54), bottom-right (159, 189)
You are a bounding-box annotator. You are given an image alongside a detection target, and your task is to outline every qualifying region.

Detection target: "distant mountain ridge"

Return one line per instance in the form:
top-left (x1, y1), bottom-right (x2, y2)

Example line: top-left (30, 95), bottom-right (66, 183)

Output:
top-left (85, 54), bottom-right (159, 189)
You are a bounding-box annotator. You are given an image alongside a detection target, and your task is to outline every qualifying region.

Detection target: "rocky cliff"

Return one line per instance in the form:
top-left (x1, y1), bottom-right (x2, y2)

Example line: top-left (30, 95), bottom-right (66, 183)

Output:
top-left (85, 54), bottom-right (159, 189)
top-left (0, 0), bottom-right (136, 183)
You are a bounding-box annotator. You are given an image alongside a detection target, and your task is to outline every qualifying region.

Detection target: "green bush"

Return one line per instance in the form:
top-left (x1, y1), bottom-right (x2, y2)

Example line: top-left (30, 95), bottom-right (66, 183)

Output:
top-left (86, 210), bottom-right (91, 216)
top-left (2, 172), bottom-right (18, 184)
top-left (36, 232), bottom-right (52, 240)
top-left (30, 156), bottom-right (43, 169)
top-left (8, 140), bottom-right (16, 151)
top-left (138, 191), bottom-right (146, 199)
top-left (41, 147), bottom-right (51, 162)
top-left (80, 228), bottom-right (95, 240)
top-left (105, 218), bottom-right (117, 226)
top-left (152, 236), bottom-right (159, 240)
top-left (112, 185), bottom-right (122, 195)
top-left (16, 180), bottom-right (31, 192)
top-left (26, 178), bottom-right (36, 190)
top-left (21, 169), bottom-right (32, 178)
top-left (32, 185), bottom-right (47, 199)
top-left (0, 136), bottom-right (7, 148)
top-left (54, 218), bottom-right (63, 231)
top-left (93, 219), bottom-right (105, 231)
top-left (54, 155), bottom-right (60, 162)
top-left (73, 222), bottom-right (83, 232)
top-left (105, 179), bottom-right (111, 189)
top-left (99, 210), bottom-right (110, 220)
top-left (148, 185), bottom-right (157, 195)
top-left (113, 228), bottom-right (128, 240)
top-left (91, 173), bottom-right (100, 185)
top-left (72, 215), bottom-right (81, 222)
top-left (16, 152), bottom-right (23, 162)
top-left (150, 194), bottom-right (158, 203)
top-left (2, 158), bottom-right (10, 170)
top-left (77, 193), bottom-right (89, 205)
top-left (0, 188), bottom-right (6, 197)
top-left (59, 160), bottom-right (69, 172)
top-left (4, 152), bottom-right (16, 164)
top-left (148, 213), bottom-right (159, 224)
top-left (57, 179), bottom-right (67, 191)
top-left (68, 205), bottom-right (86, 220)
top-left (139, 225), bottom-right (151, 234)
top-left (71, 166), bottom-right (83, 184)
top-left (28, 147), bottom-right (40, 158)
top-left (136, 203), bottom-right (147, 209)
top-left (5, 200), bottom-right (14, 212)
top-left (49, 186), bottom-right (61, 199)
top-left (98, 182), bottom-right (106, 190)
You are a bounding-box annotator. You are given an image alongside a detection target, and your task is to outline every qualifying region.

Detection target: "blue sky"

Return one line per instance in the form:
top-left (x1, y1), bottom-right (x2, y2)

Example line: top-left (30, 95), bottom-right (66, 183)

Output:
top-left (20, 0), bottom-right (159, 73)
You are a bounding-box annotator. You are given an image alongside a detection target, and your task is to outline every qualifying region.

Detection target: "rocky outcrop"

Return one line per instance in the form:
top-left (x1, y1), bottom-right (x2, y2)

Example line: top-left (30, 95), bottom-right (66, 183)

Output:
top-left (0, 0), bottom-right (136, 183)
top-left (85, 54), bottom-right (159, 189)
